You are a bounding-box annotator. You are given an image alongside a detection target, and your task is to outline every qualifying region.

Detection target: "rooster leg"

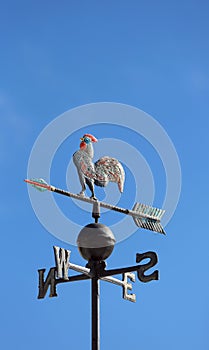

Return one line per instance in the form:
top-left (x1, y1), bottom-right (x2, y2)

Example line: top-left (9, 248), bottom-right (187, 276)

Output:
top-left (79, 189), bottom-right (86, 197)
top-left (86, 178), bottom-right (97, 200)
top-left (78, 173), bottom-right (86, 197)
top-left (79, 181), bottom-right (87, 197)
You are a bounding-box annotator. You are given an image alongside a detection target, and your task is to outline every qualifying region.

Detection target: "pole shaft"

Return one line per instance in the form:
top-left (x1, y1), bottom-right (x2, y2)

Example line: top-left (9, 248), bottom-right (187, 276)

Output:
top-left (92, 277), bottom-right (100, 350)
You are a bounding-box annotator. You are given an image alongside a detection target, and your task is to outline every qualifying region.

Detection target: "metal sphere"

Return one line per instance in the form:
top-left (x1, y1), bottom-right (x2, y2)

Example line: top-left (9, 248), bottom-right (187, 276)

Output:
top-left (77, 223), bottom-right (115, 262)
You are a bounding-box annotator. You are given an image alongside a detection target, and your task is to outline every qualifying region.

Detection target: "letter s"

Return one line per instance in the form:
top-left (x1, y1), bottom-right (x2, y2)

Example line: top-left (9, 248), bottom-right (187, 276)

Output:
top-left (136, 251), bottom-right (159, 283)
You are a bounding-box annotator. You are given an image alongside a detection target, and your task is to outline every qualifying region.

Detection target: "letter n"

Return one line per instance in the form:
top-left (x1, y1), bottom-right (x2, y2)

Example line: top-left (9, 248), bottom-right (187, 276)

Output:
top-left (38, 268), bottom-right (57, 299)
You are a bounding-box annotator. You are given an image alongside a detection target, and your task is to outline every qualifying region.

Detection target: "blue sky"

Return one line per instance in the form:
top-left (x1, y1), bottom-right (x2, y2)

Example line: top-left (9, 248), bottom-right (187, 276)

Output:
top-left (1, 1), bottom-right (209, 349)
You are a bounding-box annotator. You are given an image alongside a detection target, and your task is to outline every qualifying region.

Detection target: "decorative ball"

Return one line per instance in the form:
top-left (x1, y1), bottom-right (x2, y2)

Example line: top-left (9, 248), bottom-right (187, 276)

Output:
top-left (77, 223), bottom-right (115, 262)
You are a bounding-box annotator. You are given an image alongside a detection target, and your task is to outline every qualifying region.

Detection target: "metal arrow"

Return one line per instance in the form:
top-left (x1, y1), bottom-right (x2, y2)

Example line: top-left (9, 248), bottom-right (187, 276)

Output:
top-left (24, 178), bottom-right (165, 234)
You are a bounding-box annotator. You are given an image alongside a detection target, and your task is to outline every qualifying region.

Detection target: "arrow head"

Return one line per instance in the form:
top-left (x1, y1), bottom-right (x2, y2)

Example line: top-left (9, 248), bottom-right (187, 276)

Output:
top-left (24, 178), bottom-right (50, 192)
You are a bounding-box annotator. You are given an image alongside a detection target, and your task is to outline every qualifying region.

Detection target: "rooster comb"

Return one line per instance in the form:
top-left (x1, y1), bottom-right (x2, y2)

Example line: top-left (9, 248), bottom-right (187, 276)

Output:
top-left (83, 134), bottom-right (98, 142)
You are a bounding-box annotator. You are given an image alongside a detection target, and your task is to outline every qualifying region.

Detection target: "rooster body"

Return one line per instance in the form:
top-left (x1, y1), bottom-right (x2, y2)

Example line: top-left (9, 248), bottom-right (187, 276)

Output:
top-left (73, 134), bottom-right (125, 199)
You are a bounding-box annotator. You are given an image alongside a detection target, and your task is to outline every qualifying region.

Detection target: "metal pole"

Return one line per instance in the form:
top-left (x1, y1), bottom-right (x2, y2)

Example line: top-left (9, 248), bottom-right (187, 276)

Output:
top-left (92, 277), bottom-right (100, 350)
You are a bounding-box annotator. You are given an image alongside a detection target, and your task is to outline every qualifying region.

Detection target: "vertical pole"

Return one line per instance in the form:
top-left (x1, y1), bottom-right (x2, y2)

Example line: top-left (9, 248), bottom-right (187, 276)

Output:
top-left (92, 201), bottom-right (100, 224)
top-left (92, 277), bottom-right (100, 350)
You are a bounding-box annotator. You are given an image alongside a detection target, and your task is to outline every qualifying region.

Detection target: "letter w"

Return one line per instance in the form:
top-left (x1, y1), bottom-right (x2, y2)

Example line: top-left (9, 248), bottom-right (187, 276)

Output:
top-left (53, 246), bottom-right (71, 280)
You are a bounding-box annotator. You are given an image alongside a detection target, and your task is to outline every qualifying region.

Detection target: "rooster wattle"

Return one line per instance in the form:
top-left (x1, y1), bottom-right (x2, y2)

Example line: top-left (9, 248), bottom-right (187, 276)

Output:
top-left (73, 134), bottom-right (125, 199)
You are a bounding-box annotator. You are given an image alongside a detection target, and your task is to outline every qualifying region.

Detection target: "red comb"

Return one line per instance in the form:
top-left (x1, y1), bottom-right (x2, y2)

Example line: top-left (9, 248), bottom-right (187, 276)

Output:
top-left (83, 134), bottom-right (98, 142)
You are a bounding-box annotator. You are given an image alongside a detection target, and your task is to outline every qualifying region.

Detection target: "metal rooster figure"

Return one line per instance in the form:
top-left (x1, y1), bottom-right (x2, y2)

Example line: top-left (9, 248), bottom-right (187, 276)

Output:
top-left (25, 133), bottom-right (166, 234)
top-left (73, 134), bottom-right (125, 200)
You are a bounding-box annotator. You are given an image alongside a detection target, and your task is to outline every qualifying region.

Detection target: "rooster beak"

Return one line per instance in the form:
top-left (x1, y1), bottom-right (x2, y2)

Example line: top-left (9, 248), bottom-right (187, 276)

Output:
top-left (80, 137), bottom-right (84, 141)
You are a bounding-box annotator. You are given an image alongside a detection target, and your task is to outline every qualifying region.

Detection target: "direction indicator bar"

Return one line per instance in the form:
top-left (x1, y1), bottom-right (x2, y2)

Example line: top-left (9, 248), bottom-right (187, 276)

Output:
top-left (68, 262), bottom-right (129, 288)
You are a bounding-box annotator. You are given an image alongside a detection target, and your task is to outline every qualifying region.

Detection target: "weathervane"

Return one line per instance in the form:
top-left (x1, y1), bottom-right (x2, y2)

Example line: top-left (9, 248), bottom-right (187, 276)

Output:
top-left (25, 133), bottom-right (165, 350)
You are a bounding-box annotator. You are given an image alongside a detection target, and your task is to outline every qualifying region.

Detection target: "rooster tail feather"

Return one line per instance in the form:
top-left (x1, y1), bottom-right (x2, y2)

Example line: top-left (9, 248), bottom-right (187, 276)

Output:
top-left (95, 156), bottom-right (125, 193)
top-left (118, 180), bottom-right (124, 193)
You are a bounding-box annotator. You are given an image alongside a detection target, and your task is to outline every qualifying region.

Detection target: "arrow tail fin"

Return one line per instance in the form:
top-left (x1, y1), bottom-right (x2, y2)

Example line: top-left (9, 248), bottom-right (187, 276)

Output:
top-left (133, 202), bottom-right (165, 220)
top-left (133, 217), bottom-right (166, 234)
top-left (132, 203), bottom-right (166, 234)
